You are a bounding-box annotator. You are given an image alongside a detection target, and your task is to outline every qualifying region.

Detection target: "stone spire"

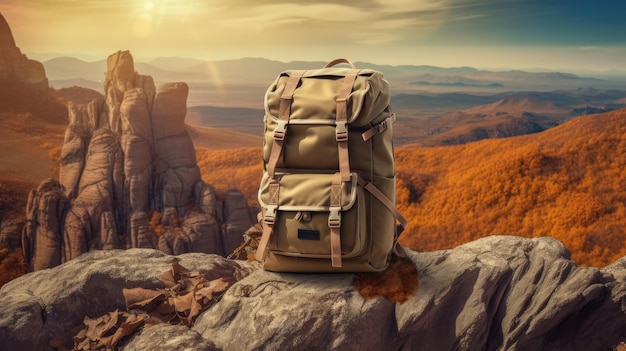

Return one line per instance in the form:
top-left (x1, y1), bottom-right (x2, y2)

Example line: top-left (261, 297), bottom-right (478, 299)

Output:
top-left (0, 12), bottom-right (16, 48)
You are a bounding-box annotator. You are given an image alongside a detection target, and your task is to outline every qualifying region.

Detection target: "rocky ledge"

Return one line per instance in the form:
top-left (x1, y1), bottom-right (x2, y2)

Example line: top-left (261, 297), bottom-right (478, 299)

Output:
top-left (1, 235), bottom-right (625, 350)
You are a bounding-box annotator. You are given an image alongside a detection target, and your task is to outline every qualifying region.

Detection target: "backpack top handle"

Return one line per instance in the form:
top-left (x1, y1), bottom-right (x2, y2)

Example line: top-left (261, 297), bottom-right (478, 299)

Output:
top-left (324, 58), bottom-right (356, 69)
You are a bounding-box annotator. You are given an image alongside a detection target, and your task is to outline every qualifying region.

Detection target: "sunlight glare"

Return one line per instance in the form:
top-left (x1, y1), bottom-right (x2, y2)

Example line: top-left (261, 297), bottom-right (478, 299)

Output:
top-left (133, 13), bottom-right (154, 38)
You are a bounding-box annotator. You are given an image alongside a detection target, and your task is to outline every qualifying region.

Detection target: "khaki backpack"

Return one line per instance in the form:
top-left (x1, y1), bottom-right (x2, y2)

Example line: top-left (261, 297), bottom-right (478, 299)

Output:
top-left (255, 58), bottom-right (407, 272)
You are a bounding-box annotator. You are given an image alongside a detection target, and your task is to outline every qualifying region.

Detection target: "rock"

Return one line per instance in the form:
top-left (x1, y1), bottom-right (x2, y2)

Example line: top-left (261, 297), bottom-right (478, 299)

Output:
top-left (120, 324), bottom-right (218, 351)
top-left (194, 182), bottom-right (222, 222)
top-left (0, 12), bottom-right (47, 89)
top-left (21, 179), bottom-right (67, 271)
top-left (0, 218), bottom-right (22, 250)
top-left (181, 212), bottom-right (224, 255)
top-left (122, 133), bottom-right (152, 212)
top-left (0, 249), bottom-right (248, 351)
top-left (59, 118), bottom-right (87, 199)
top-left (130, 211), bottom-right (153, 249)
top-left (0, 12), bottom-right (16, 48)
top-left (1, 236), bottom-right (625, 350)
top-left (152, 82), bottom-right (189, 139)
top-left (221, 189), bottom-right (253, 255)
top-left (100, 211), bottom-right (119, 250)
top-left (22, 50), bottom-right (253, 270)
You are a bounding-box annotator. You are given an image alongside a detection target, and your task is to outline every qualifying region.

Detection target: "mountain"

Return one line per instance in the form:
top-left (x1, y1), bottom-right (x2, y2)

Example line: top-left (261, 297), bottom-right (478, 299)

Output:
top-left (391, 92), bottom-right (500, 111)
top-left (55, 86), bottom-right (104, 105)
top-left (394, 88), bottom-right (626, 146)
top-left (42, 56), bottom-right (105, 82)
top-left (42, 56), bottom-right (626, 97)
top-left (396, 107), bottom-right (626, 267)
top-left (0, 13), bottom-right (47, 89)
top-left (149, 56), bottom-right (207, 71)
top-left (0, 12), bottom-right (68, 186)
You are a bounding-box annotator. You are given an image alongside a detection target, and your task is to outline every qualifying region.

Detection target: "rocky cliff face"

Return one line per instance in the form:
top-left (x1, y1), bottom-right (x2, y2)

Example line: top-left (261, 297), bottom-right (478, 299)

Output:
top-left (1, 236), bottom-right (625, 350)
top-left (0, 12), bottom-right (47, 89)
top-left (22, 50), bottom-right (253, 271)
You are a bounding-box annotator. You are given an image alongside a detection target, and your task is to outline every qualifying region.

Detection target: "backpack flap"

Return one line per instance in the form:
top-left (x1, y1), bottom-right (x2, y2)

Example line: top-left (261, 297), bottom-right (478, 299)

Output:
top-left (265, 69), bottom-right (390, 127)
top-left (257, 172), bottom-right (367, 263)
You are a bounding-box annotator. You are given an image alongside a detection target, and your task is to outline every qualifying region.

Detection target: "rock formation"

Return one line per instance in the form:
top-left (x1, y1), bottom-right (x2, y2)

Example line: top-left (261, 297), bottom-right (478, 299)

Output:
top-left (0, 12), bottom-right (47, 89)
top-left (22, 50), bottom-right (253, 271)
top-left (1, 236), bottom-right (625, 350)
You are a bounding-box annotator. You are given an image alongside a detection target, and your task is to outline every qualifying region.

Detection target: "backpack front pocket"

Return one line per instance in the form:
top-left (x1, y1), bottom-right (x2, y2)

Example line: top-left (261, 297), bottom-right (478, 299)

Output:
top-left (258, 172), bottom-right (367, 259)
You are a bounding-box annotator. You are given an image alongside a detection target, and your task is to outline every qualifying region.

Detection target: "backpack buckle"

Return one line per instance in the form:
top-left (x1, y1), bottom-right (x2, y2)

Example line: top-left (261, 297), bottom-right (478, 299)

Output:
top-left (335, 121), bottom-right (348, 142)
top-left (376, 119), bottom-right (388, 133)
top-left (263, 205), bottom-right (277, 225)
top-left (274, 121), bottom-right (288, 141)
top-left (328, 207), bottom-right (341, 228)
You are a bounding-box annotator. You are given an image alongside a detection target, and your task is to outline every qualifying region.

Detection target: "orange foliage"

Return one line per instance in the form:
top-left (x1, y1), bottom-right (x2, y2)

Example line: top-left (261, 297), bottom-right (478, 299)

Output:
top-left (355, 256), bottom-right (419, 303)
top-left (195, 147), bottom-right (263, 207)
top-left (196, 109), bottom-right (626, 268)
top-left (40, 141), bottom-right (62, 175)
top-left (0, 248), bottom-right (27, 288)
top-left (396, 108), bottom-right (626, 267)
top-left (149, 211), bottom-right (164, 236)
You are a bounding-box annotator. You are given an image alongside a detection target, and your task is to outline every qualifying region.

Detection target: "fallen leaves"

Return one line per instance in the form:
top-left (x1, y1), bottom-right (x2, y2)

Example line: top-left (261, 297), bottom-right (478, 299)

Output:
top-left (355, 256), bottom-right (419, 303)
top-left (51, 262), bottom-right (237, 351)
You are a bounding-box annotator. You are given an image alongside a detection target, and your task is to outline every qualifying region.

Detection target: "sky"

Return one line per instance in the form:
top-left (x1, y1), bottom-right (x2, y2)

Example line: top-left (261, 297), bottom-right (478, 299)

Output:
top-left (0, 0), bottom-right (625, 71)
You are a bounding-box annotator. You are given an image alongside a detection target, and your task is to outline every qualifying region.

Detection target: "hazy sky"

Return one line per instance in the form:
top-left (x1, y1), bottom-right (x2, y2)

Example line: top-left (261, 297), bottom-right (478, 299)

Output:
top-left (1, 0), bottom-right (625, 71)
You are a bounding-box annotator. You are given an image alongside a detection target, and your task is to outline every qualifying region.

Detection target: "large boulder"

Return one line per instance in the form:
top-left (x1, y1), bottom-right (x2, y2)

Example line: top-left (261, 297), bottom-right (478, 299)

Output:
top-left (2, 236), bottom-right (625, 350)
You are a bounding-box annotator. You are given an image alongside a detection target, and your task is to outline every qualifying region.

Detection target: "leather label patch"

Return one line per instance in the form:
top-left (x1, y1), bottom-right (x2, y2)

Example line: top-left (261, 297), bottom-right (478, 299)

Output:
top-left (298, 229), bottom-right (320, 241)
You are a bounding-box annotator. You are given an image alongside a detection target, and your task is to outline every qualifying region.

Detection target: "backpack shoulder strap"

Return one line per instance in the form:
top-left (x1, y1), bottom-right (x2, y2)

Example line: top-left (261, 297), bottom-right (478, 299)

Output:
top-left (266, 70), bottom-right (306, 178)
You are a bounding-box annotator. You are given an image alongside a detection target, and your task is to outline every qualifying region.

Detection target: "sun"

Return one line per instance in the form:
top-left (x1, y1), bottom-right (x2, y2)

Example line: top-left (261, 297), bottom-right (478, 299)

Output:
top-left (131, 0), bottom-right (202, 40)
top-left (132, 1), bottom-right (156, 39)
top-left (144, 1), bottom-right (155, 11)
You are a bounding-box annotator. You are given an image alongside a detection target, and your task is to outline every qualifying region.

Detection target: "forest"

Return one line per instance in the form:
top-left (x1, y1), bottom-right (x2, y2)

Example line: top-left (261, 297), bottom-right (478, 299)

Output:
top-left (196, 107), bottom-right (626, 267)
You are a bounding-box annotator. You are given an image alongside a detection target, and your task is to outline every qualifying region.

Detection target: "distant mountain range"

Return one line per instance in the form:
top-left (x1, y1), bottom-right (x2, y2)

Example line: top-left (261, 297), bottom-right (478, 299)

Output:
top-left (41, 56), bottom-right (626, 147)
top-left (43, 56), bottom-right (626, 94)
top-left (393, 87), bottom-right (626, 146)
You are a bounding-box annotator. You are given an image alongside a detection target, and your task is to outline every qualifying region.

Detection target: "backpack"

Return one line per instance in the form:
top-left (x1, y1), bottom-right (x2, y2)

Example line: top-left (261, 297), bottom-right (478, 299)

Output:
top-left (255, 58), bottom-right (407, 272)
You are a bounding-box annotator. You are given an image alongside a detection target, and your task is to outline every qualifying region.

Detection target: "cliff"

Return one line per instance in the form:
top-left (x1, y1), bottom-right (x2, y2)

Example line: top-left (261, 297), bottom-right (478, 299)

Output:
top-left (1, 235), bottom-right (624, 350)
top-left (0, 12), bottom-right (47, 89)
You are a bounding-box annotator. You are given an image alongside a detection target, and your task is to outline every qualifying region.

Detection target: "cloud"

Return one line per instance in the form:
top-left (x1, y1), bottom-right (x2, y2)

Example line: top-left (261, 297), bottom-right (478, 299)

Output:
top-left (1, 0), bottom-right (624, 69)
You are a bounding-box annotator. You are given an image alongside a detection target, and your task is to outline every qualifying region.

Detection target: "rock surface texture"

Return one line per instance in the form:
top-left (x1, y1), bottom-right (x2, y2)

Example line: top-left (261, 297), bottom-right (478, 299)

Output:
top-left (1, 236), bottom-right (625, 350)
top-left (22, 50), bottom-right (253, 271)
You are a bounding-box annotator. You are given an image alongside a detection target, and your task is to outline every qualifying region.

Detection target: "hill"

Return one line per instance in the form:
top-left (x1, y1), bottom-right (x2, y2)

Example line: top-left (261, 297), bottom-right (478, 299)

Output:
top-left (396, 107), bottom-right (626, 267)
top-left (55, 85), bottom-right (104, 105)
top-left (395, 88), bottom-right (626, 146)
top-left (195, 108), bottom-right (626, 267)
top-left (186, 124), bottom-right (262, 149)
top-left (0, 81), bottom-right (68, 185)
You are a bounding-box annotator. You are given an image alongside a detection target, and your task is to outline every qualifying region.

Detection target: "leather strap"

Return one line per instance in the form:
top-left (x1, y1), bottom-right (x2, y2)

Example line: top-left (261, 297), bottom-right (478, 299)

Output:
top-left (357, 175), bottom-right (409, 230)
top-left (324, 58), bottom-right (356, 69)
top-left (336, 71), bottom-right (359, 182)
top-left (361, 113), bottom-right (395, 141)
top-left (255, 181), bottom-right (280, 261)
top-left (329, 172), bottom-right (343, 267)
top-left (266, 70), bottom-right (305, 178)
